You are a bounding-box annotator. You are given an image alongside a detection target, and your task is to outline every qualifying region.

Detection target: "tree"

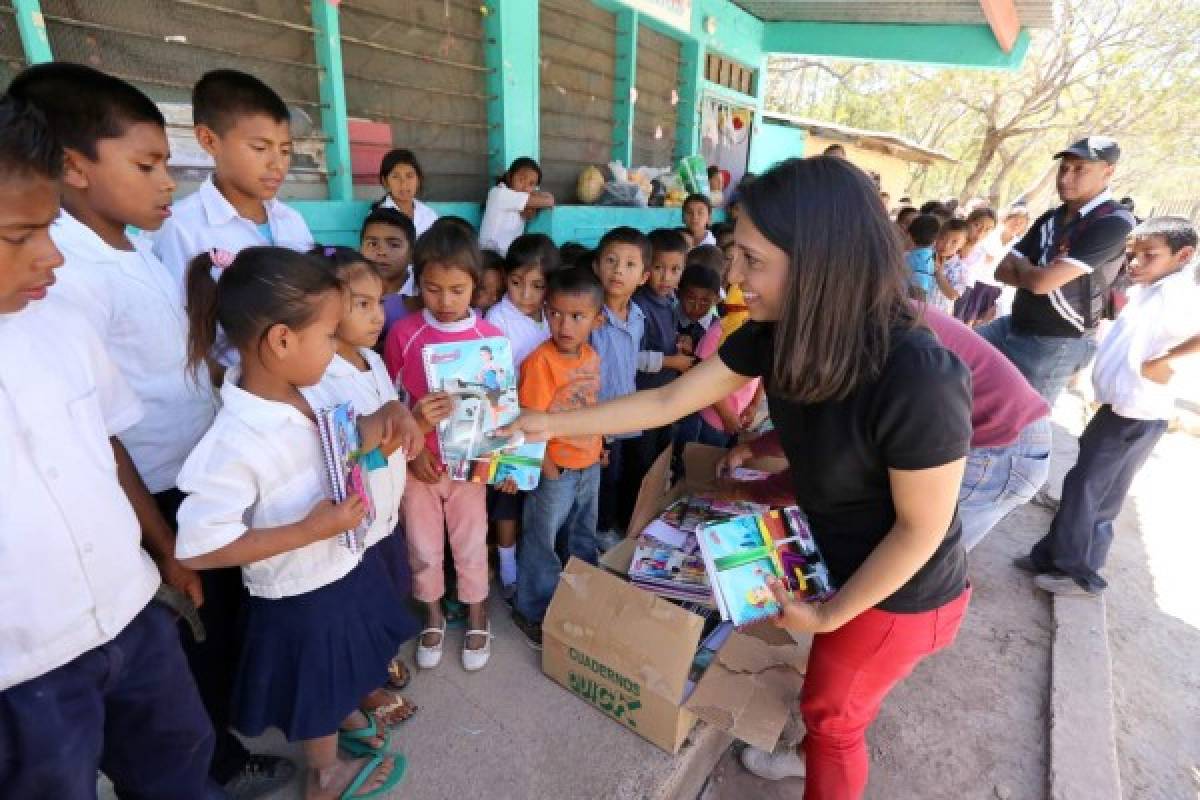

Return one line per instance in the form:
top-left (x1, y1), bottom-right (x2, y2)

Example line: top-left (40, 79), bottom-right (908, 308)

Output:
top-left (765, 0), bottom-right (1200, 210)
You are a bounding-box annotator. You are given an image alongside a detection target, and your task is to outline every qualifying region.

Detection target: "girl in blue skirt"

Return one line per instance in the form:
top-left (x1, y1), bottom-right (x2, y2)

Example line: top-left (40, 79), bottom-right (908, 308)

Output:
top-left (176, 246), bottom-right (416, 799)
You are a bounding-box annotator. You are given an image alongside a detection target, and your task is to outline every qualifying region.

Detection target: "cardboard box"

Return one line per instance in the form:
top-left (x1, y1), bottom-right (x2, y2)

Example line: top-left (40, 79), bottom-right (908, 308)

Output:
top-left (541, 443), bottom-right (808, 754)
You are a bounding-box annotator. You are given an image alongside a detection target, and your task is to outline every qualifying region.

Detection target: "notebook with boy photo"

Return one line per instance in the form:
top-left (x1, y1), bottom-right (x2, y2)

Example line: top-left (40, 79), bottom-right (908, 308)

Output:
top-left (422, 336), bottom-right (545, 485)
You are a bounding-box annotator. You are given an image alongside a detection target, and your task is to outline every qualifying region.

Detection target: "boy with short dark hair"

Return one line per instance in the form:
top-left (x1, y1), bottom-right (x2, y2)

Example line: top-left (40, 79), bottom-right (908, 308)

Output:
top-left (154, 69), bottom-right (314, 283)
top-left (682, 192), bottom-right (716, 246)
top-left (1022, 216), bottom-right (1200, 596)
top-left (10, 63), bottom-right (295, 795)
top-left (906, 213), bottom-right (942, 300)
top-left (511, 267), bottom-right (606, 646)
top-left (675, 262), bottom-right (721, 355)
top-left (0, 92), bottom-right (215, 799)
top-left (590, 226), bottom-right (650, 544)
top-left (360, 205), bottom-right (419, 337)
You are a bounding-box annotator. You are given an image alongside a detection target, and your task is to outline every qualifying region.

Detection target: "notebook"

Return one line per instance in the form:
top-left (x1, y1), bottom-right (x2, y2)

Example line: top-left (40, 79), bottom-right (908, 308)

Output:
top-left (315, 402), bottom-right (374, 553)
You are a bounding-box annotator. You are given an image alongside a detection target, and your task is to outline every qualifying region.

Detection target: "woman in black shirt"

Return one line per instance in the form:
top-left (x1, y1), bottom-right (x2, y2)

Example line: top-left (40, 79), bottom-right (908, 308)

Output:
top-left (508, 157), bottom-right (972, 799)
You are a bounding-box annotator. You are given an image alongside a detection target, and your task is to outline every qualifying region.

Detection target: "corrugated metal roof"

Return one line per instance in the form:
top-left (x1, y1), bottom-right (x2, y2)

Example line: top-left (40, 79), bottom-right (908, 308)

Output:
top-left (763, 112), bottom-right (958, 165)
top-left (733, 1), bottom-right (1055, 29)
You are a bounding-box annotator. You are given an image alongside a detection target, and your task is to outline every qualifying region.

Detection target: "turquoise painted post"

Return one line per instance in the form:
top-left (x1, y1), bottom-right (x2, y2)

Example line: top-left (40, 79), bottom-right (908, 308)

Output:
top-left (611, 8), bottom-right (638, 165)
top-left (483, 0), bottom-right (540, 181)
top-left (13, 0), bottom-right (52, 64)
top-left (311, 0), bottom-right (353, 202)
top-left (674, 36), bottom-right (704, 160)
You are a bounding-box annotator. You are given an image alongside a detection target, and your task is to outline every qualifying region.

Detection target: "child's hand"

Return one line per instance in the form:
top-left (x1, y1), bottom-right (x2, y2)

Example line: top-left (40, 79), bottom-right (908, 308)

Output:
top-left (414, 391), bottom-right (454, 430)
top-left (767, 577), bottom-right (840, 634)
top-left (676, 334), bottom-right (695, 356)
top-left (519, 208), bottom-right (537, 221)
top-left (738, 405), bottom-right (758, 430)
top-left (1141, 356), bottom-right (1175, 385)
top-left (357, 406), bottom-right (396, 452)
top-left (599, 448), bottom-right (610, 467)
top-left (158, 556), bottom-right (205, 609)
top-left (304, 496), bottom-right (366, 541)
top-left (541, 460), bottom-right (561, 481)
top-left (497, 476), bottom-right (520, 494)
top-left (664, 354), bottom-right (698, 372)
top-left (715, 442), bottom-right (754, 479)
top-left (408, 449), bottom-right (443, 484)
top-left (377, 401), bottom-right (425, 458)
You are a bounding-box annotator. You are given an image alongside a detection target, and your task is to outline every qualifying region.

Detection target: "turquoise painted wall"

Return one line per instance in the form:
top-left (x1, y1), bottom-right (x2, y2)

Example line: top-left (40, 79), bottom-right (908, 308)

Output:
top-left (748, 120), bottom-right (806, 174)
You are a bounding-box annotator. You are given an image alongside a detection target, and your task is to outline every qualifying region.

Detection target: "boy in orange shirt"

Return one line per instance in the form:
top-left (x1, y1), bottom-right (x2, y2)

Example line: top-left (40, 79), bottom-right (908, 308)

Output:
top-left (511, 267), bottom-right (605, 647)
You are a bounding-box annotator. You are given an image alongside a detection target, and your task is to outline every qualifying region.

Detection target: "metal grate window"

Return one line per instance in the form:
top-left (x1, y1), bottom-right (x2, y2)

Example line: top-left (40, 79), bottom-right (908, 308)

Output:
top-left (633, 23), bottom-right (679, 169)
top-left (0, 4), bottom-right (23, 88)
top-left (40, 0), bottom-right (327, 197)
top-left (339, 0), bottom-right (488, 203)
top-left (539, 0), bottom-right (617, 202)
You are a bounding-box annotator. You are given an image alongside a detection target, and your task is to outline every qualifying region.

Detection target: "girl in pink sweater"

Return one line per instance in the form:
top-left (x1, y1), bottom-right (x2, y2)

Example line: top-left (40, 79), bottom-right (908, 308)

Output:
top-left (384, 221), bottom-right (503, 673)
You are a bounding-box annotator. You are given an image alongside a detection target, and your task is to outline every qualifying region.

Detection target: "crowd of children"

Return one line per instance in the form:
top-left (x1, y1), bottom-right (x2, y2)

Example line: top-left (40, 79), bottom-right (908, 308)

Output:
top-left (0, 61), bottom-right (762, 800)
top-left (4, 55), bottom-right (1199, 800)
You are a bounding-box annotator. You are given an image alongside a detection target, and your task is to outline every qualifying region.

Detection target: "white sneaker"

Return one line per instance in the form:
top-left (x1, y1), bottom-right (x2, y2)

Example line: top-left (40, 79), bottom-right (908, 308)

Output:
top-left (740, 745), bottom-right (806, 781)
top-left (462, 624), bottom-right (493, 672)
top-left (415, 622), bottom-right (446, 670)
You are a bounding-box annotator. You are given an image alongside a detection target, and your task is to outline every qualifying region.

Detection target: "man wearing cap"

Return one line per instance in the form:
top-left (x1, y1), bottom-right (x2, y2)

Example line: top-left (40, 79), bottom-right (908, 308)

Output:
top-left (979, 136), bottom-right (1136, 404)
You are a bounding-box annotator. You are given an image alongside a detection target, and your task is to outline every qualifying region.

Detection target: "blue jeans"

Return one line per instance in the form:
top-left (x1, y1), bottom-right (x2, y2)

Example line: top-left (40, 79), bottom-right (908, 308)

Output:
top-left (674, 412), bottom-right (735, 449)
top-left (1030, 406), bottom-right (1166, 592)
top-left (0, 602), bottom-right (218, 799)
top-left (516, 463), bottom-right (602, 623)
top-left (958, 417), bottom-right (1052, 551)
top-left (977, 315), bottom-right (1098, 406)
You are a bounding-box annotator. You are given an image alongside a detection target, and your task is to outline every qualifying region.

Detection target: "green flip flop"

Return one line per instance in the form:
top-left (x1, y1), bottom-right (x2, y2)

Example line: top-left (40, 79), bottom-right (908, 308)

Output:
top-left (338, 714), bottom-right (393, 758)
top-left (339, 751), bottom-right (408, 800)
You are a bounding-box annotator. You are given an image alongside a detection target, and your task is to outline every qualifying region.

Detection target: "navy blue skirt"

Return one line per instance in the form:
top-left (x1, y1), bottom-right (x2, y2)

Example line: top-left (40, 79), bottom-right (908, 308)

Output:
top-left (231, 548), bottom-right (420, 741)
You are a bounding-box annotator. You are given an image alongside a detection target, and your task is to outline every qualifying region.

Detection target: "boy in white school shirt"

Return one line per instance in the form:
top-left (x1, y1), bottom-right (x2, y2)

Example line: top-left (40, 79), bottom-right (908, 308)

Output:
top-left (1022, 217), bottom-right (1200, 596)
top-left (10, 63), bottom-right (297, 796)
top-left (154, 69), bottom-right (314, 286)
top-left (0, 93), bottom-right (215, 799)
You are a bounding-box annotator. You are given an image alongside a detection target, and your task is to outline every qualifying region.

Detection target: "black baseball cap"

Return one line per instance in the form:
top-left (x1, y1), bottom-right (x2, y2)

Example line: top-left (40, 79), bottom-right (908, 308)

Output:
top-left (1054, 136), bottom-right (1120, 165)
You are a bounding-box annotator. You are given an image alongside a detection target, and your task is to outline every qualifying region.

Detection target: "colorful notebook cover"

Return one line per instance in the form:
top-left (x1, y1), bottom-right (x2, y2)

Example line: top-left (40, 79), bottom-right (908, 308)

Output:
top-left (315, 402), bottom-right (374, 553)
top-left (697, 506), bottom-right (834, 627)
top-left (421, 336), bottom-right (544, 488)
top-left (628, 532), bottom-right (711, 602)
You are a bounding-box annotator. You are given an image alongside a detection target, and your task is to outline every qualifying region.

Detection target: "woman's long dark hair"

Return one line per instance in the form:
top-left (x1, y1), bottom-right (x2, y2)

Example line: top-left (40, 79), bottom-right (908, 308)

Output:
top-left (739, 156), bottom-right (915, 403)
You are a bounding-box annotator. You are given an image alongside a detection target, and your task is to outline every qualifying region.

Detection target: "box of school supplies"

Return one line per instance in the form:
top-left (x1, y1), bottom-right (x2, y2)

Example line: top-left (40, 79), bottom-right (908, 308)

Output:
top-left (421, 336), bottom-right (546, 488)
top-left (542, 558), bottom-right (809, 753)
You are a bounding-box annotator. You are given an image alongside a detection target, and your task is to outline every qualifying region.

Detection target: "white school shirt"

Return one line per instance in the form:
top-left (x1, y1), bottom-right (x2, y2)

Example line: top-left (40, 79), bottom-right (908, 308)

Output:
top-left (479, 183), bottom-right (530, 255)
top-left (301, 349), bottom-right (405, 548)
top-left (48, 211), bottom-right (217, 493)
top-left (0, 303), bottom-right (160, 691)
top-left (485, 295), bottom-right (550, 367)
top-left (175, 370), bottom-right (361, 599)
top-left (1091, 266), bottom-right (1200, 421)
top-left (381, 195), bottom-right (439, 237)
top-left (153, 176), bottom-right (316, 287)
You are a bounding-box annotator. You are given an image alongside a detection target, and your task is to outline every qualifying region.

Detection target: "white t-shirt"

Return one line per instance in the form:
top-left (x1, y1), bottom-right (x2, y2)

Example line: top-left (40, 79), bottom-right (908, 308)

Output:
top-left (301, 349), bottom-right (405, 548)
top-left (153, 176), bottom-right (315, 288)
top-left (485, 295), bottom-right (550, 368)
top-left (479, 183), bottom-right (530, 255)
top-left (176, 370), bottom-right (362, 599)
top-left (1092, 266), bottom-right (1200, 421)
top-left (381, 195), bottom-right (439, 237)
top-left (0, 303), bottom-right (159, 690)
top-left (48, 211), bottom-right (217, 493)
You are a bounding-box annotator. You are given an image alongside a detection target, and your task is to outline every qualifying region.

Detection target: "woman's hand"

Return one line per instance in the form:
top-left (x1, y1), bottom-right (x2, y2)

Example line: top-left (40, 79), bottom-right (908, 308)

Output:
top-left (715, 441), bottom-right (754, 479)
top-left (767, 578), bottom-right (841, 635)
top-left (496, 410), bottom-right (554, 444)
top-left (408, 449), bottom-right (444, 484)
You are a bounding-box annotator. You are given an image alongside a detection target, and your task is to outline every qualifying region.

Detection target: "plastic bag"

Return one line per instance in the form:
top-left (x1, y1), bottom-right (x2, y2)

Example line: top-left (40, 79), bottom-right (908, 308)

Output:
top-left (596, 181), bottom-right (648, 207)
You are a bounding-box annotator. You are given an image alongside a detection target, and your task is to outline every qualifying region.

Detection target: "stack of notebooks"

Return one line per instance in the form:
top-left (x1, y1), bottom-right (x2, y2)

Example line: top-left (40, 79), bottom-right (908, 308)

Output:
top-left (628, 495), bottom-right (772, 604)
top-left (421, 336), bottom-right (547, 490)
top-left (696, 506), bottom-right (835, 627)
top-left (315, 402), bottom-right (374, 554)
